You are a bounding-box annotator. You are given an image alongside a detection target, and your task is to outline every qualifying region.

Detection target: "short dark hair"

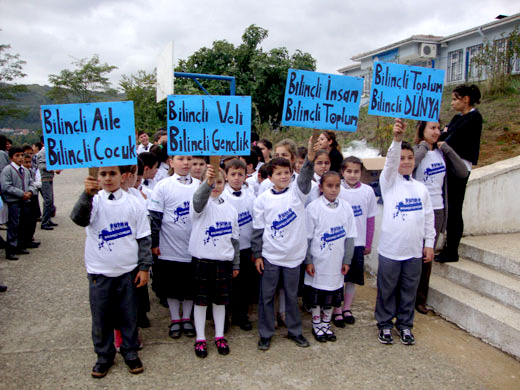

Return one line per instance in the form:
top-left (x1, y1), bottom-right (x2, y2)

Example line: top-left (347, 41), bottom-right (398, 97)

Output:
top-left (153, 129), bottom-right (167, 143)
top-left (192, 155), bottom-right (209, 163)
top-left (225, 159), bottom-right (247, 173)
top-left (138, 131), bottom-right (148, 137)
top-left (22, 144), bottom-right (32, 152)
top-left (242, 150), bottom-right (259, 169)
top-left (269, 157), bottom-right (292, 175)
top-left (9, 147), bottom-right (23, 158)
top-left (139, 151), bottom-right (158, 169)
top-left (119, 165), bottom-right (137, 175)
top-left (296, 146), bottom-right (308, 160)
top-left (33, 142), bottom-right (43, 151)
top-left (341, 156), bottom-right (364, 172)
top-left (401, 141), bottom-right (414, 153)
top-left (258, 139), bottom-right (272, 150)
top-left (150, 144), bottom-right (168, 163)
top-left (320, 171), bottom-right (341, 186)
top-left (258, 163), bottom-right (272, 179)
top-left (251, 132), bottom-right (260, 143)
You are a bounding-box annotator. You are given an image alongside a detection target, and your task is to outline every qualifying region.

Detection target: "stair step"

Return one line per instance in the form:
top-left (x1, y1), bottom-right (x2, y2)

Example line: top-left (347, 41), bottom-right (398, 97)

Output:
top-left (433, 258), bottom-right (520, 311)
top-left (460, 234), bottom-right (520, 277)
top-left (427, 274), bottom-right (520, 359)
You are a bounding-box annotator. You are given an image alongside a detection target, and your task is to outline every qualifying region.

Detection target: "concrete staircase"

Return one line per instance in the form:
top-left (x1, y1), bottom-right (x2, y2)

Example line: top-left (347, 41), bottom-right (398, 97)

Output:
top-left (427, 233), bottom-right (520, 359)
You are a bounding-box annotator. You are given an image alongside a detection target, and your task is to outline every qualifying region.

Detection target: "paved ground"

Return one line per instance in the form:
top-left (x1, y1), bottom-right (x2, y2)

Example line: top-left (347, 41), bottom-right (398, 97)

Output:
top-left (0, 168), bottom-right (519, 390)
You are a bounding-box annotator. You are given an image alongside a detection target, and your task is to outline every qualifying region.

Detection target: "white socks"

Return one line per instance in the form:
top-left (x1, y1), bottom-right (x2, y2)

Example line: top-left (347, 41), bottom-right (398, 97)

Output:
top-left (167, 298), bottom-right (181, 321)
top-left (212, 304), bottom-right (226, 339)
top-left (182, 300), bottom-right (194, 320)
top-left (193, 304), bottom-right (226, 340)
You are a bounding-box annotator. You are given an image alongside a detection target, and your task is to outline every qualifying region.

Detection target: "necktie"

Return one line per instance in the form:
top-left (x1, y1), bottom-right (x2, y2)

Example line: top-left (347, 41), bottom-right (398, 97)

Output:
top-left (143, 179), bottom-right (149, 186)
top-left (403, 175), bottom-right (411, 181)
top-left (232, 191), bottom-right (241, 197)
top-left (108, 193), bottom-right (115, 200)
top-left (19, 167), bottom-right (24, 176)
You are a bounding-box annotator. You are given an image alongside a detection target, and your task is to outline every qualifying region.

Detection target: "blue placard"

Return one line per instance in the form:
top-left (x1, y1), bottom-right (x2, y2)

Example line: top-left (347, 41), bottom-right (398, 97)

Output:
top-left (368, 61), bottom-right (445, 121)
top-left (167, 95), bottom-right (251, 156)
top-left (281, 69), bottom-right (363, 131)
top-left (40, 101), bottom-right (136, 170)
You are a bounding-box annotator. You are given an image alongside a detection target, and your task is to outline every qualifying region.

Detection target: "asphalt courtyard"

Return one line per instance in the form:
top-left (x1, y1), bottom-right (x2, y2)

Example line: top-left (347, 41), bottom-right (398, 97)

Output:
top-left (0, 168), bottom-right (519, 389)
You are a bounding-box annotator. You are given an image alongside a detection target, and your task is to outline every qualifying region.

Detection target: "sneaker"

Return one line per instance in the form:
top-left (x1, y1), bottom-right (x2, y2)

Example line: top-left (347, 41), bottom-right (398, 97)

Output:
top-left (215, 337), bottom-right (230, 355)
top-left (124, 357), bottom-right (144, 374)
top-left (114, 329), bottom-right (122, 352)
top-left (399, 328), bottom-right (415, 345)
top-left (311, 323), bottom-right (327, 343)
top-left (378, 328), bottom-right (393, 345)
top-left (287, 334), bottom-right (310, 348)
top-left (168, 321), bottom-right (182, 339)
top-left (322, 321), bottom-right (336, 342)
top-left (182, 319), bottom-right (196, 337)
top-left (91, 361), bottom-right (114, 378)
top-left (194, 340), bottom-right (208, 358)
top-left (257, 337), bottom-right (271, 351)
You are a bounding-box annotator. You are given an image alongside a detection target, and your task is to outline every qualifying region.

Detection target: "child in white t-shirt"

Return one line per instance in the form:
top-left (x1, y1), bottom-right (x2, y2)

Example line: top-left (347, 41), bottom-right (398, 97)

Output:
top-left (253, 137), bottom-right (317, 350)
top-left (222, 159), bottom-right (257, 331)
top-left (189, 165), bottom-right (240, 358)
top-left (376, 119), bottom-right (435, 346)
top-left (148, 155), bottom-right (200, 340)
top-left (138, 152), bottom-right (158, 196)
top-left (304, 171), bottom-right (357, 342)
top-left (190, 156), bottom-right (207, 181)
top-left (70, 166), bottom-right (152, 378)
top-left (333, 156), bottom-right (378, 327)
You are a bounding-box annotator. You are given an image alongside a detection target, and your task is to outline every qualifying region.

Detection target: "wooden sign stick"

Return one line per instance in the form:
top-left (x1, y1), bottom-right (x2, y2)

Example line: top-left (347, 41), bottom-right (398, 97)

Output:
top-left (209, 155), bottom-right (221, 176)
top-left (311, 129), bottom-right (321, 148)
top-left (88, 167), bottom-right (99, 194)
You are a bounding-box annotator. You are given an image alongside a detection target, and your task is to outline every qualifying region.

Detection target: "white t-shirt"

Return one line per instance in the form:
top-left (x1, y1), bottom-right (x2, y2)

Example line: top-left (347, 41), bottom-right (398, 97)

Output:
top-left (137, 143), bottom-right (152, 154)
top-left (378, 141), bottom-right (435, 260)
top-left (84, 189), bottom-right (151, 277)
top-left (338, 182), bottom-right (378, 247)
top-left (253, 183), bottom-right (308, 268)
top-left (414, 149), bottom-right (446, 210)
top-left (221, 184), bottom-right (255, 250)
top-left (153, 162), bottom-right (170, 183)
top-left (246, 174), bottom-right (260, 196)
top-left (306, 180), bottom-right (320, 206)
top-left (148, 174), bottom-right (200, 262)
top-left (189, 196), bottom-right (239, 261)
top-left (304, 196), bottom-right (357, 291)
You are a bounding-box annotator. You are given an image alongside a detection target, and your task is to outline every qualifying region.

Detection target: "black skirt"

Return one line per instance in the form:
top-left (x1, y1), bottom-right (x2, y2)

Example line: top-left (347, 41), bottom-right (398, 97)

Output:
top-left (345, 246), bottom-right (365, 285)
top-left (193, 258), bottom-right (233, 306)
top-left (303, 285), bottom-right (343, 308)
top-left (152, 258), bottom-right (194, 300)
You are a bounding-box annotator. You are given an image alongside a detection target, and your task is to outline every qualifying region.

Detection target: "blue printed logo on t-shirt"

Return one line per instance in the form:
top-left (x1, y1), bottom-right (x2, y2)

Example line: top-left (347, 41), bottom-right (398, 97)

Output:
top-left (238, 211), bottom-right (252, 227)
top-left (98, 222), bottom-right (132, 251)
top-left (423, 162), bottom-right (446, 182)
top-left (352, 205), bottom-right (363, 217)
top-left (320, 226), bottom-right (346, 250)
top-left (270, 208), bottom-right (297, 238)
top-left (204, 221), bottom-right (232, 246)
top-left (393, 198), bottom-right (423, 220)
top-left (173, 201), bottom-right (190, 224)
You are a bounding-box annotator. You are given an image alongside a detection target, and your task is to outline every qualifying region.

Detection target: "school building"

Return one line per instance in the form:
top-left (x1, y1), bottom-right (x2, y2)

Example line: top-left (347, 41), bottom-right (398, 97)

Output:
top-left (338, 12), bottom-right (520, 102)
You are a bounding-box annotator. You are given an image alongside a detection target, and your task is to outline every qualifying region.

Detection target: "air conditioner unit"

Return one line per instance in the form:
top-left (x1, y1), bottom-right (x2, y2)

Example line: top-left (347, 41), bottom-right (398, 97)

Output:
top-left (420, 43), bottom-right (437, 58)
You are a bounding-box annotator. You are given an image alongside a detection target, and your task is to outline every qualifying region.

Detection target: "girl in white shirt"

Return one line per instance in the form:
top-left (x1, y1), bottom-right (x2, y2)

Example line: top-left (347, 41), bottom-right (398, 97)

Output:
top-left (304, 172), bottom-right (357, 342)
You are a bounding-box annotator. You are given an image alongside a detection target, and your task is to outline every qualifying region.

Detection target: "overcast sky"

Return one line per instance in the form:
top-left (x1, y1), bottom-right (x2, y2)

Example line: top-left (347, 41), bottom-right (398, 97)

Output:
top-left (1, 0), bottom-right (518, 88)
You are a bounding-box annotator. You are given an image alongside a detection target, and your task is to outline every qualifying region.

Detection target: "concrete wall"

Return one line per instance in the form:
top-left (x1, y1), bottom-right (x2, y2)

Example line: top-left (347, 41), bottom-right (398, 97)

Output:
top-left (463, 155), bottom-right (520, 235)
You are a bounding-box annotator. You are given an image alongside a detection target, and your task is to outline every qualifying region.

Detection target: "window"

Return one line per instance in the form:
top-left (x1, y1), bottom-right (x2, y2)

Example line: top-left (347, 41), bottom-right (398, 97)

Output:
top-left (362, 71), bottom-right (372, 97)
top-left (494, 38), bottom-right (510, 74)
top-left (466, 44), bottom-right (483, 80)
top-left (447, 49), bottom-right (463, 82)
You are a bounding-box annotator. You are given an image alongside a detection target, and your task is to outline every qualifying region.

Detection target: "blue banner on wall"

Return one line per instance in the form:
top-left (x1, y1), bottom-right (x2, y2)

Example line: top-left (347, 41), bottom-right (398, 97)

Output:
top-left (368, 61), bottom-right (445, 121)
top-left (167, 95), bottom-right (251, 156)
top-left (281, 69), bottom-right (363, 132)
top-left (40, 101), bottom-right (136, 170)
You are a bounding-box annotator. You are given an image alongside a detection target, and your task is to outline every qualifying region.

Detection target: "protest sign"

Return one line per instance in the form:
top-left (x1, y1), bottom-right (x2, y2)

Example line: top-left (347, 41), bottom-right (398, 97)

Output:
top-left (167, 95), bottom-right (251, 156)
top-left (368, 61), bottom-right (445, 121)
top-left (281, 69), bottom-right (363, 132)
top-left (40, 101), bottom-right (136, 170)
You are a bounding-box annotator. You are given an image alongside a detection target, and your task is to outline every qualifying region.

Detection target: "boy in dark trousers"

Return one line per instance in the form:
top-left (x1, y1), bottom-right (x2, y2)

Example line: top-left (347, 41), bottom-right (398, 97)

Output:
top-left (71, 166), bottom-right (152, 378)
top-left (0, 147), bottom-right (36, 260)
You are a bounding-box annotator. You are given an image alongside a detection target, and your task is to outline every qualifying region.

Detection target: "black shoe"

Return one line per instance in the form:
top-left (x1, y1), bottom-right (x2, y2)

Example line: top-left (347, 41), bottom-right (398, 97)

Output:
top-left (312, 327), bottom-right (327, 343)
top-left (182, 319), bottom-right (196, 337)
top-left (378, 328), bottom-right (393, 345)
top-left (125, 357), bottom-right (144, 374)
top-left (41, 225), bottom-right (54, 231)
top-left (287, 334), bottom-right (310, 348)
top-left (31, 241), bottom-right (41, 246)
top-left (399, 328), bottom-right (416, 345)
top-left (215, 338), bottom-right (230, 355)
top-left (48, 221), bottom-right (58, 227)
top-left (168, 322), bottom-right (181, 339)
top-left (416, 304), bottom-right (428, 315)
top-left (15, 248), bottom-right (29, 255)
top-left (6, 254), bottom-right (18, 261)
top-left (234, 317), bottom-right (253, 331)
top-left (194, 340), bottom-right (208, 358)
top-left (137, 314), bottom-right (150, 328)
top-left (27, 242), bottom-right (40, 249)
top-left (0, 285), bottom-right (7, 292)
top-left (332, 313), bottom-right (345, 328)
top-left (435, 250), bottom-right (459, 263)
top-left (343, 310), bottom-right (356, 325)
top-left (91, 361), bottom-right (113, 378)
top-left (258, 337), bottom-right (271, 351)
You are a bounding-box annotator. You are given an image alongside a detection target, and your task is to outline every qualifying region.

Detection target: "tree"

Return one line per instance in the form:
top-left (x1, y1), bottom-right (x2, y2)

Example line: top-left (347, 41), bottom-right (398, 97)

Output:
top-left (175, 25), bottom-right (316, 128)
top-left (0, 42), bottom-right (28, 120)
top-left (119, 69), bottom-right (166, 133)
top-left (48, 54), bottom-right (118, 103)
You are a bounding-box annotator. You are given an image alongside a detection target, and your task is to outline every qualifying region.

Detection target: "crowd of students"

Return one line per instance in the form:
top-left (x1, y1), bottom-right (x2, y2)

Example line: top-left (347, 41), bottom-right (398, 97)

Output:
top-left (0, 135), bottom-right (60, 292)
top-left (61, 83), bottom-right (481, 378)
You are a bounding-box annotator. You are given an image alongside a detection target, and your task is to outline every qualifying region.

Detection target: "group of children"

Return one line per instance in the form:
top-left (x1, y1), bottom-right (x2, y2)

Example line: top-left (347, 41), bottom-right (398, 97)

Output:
top-left (71, 121), bottom-right (437, 378)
